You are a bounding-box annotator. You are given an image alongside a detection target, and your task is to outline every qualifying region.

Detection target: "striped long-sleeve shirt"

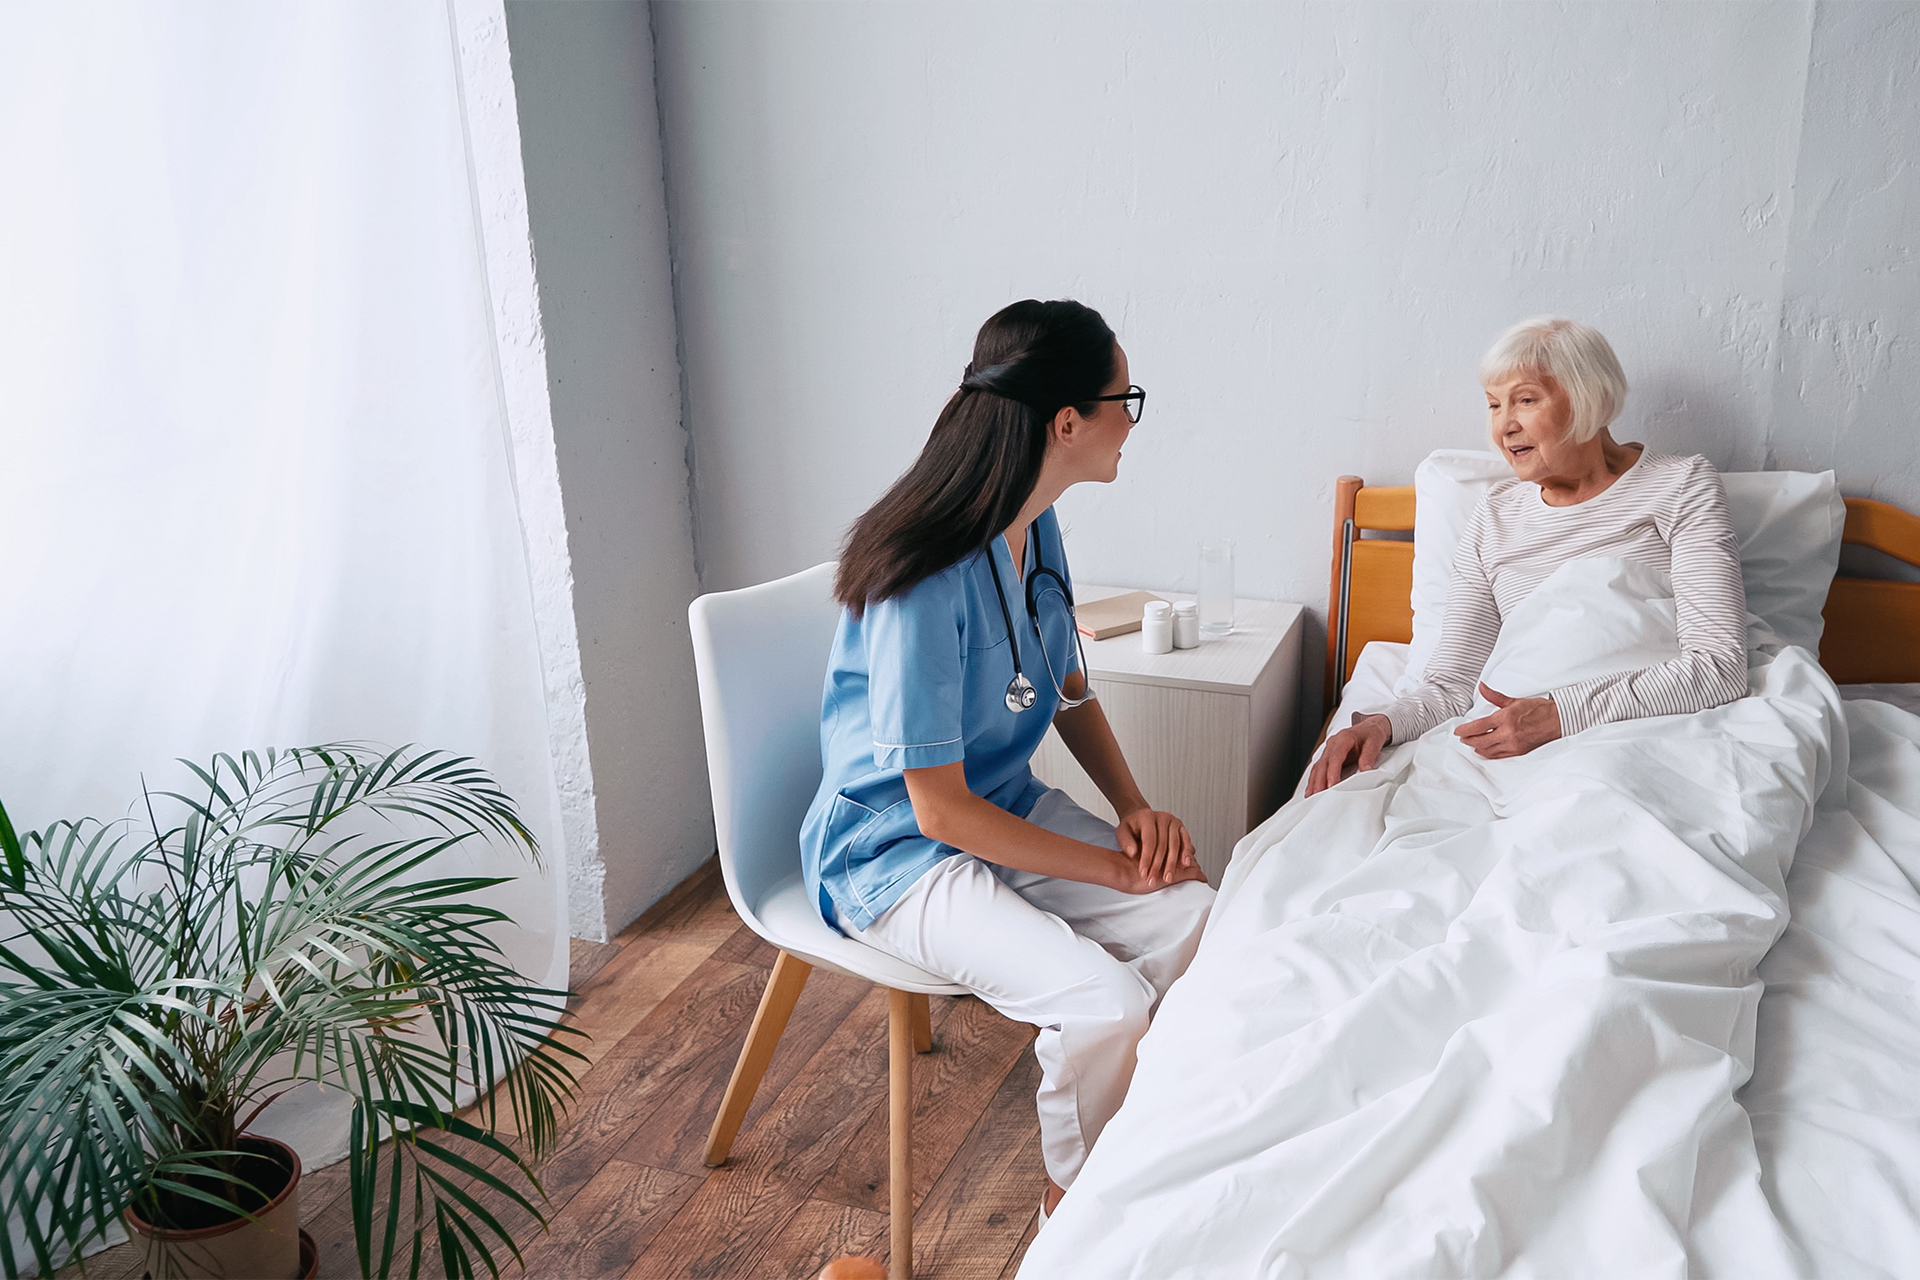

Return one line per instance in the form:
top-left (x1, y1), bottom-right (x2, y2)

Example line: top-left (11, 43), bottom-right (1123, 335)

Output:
top-left (1379, 449), bottom-right (1749, 744)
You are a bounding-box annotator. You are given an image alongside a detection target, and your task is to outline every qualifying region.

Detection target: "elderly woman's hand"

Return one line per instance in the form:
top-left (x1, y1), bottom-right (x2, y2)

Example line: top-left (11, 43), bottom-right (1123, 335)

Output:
top-left (1454, 683), bottom-right (1562, 758)
top-left (1306, 713), bottom-right (1394, 796)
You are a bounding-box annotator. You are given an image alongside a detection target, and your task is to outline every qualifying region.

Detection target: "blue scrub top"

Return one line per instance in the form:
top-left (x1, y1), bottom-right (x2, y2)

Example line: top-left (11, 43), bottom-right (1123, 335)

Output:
top-left (801, 506), bottom-right (1081, 931)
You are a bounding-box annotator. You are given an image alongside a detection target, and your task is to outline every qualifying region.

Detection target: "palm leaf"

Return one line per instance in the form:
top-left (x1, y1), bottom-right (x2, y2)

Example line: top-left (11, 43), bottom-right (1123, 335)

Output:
top-left (0, 745), bottom-right (577, 1278)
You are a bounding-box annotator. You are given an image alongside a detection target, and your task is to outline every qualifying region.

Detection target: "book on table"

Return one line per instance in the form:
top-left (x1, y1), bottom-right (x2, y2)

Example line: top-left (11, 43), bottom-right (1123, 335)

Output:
top-left (1074, 590), bottom-right (1167, 640)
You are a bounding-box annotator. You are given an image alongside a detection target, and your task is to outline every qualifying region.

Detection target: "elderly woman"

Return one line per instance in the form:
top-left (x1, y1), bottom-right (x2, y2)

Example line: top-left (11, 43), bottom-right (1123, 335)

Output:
top-left (1307, 316), bottom-right (1749, 795)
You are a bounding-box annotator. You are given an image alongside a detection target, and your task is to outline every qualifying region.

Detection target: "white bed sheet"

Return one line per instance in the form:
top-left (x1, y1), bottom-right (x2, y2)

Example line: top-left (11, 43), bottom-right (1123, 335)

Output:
top-left (1020, 644), bottom-right (1920, 1278)
top-left (1745, 694), bottom-right (1920, 1277)
top-left (1334, 647), bottom-right (1920, 1275)
top-left (1836, 682), bottom-right (1920, 718)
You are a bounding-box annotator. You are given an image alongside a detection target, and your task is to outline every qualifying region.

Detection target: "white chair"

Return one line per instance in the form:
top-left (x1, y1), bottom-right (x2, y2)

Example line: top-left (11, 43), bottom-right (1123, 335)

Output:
top-left (688, 561), bottom-right (967, 1280)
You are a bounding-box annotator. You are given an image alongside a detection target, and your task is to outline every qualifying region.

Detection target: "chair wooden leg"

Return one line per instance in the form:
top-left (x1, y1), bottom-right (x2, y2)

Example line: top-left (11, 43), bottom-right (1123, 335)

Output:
top-left (909, 992), bottom-right (932, 1053)
top-left (704, 950), bottom-right (811, 1168)
top-left (889, 988), bottom-right (914, 1280)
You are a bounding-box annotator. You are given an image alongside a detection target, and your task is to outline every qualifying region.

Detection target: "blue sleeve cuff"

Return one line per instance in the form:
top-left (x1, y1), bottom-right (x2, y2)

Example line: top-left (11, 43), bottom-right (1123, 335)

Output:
top-left (874, 738), bottom-right (967, 770)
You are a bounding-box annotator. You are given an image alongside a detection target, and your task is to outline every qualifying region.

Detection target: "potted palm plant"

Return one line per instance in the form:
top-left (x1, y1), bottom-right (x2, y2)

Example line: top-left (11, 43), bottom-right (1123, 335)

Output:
top-left (0, 745), bottom-right (583, 1279)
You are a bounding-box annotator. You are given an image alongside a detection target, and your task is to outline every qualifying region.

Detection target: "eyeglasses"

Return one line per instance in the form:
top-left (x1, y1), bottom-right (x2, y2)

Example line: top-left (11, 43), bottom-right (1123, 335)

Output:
top-left (1087, 385), bottom-right (1146, 424)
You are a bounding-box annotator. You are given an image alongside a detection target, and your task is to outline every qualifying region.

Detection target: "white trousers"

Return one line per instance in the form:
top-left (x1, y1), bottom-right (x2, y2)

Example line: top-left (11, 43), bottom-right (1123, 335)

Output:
top-left (838, 788), bottom-right (1215, 1188)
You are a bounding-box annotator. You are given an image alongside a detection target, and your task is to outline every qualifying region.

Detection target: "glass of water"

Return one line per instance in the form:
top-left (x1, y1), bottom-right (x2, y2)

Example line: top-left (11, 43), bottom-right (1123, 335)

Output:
top-left (1199, 538), bottom-right (1234, 637)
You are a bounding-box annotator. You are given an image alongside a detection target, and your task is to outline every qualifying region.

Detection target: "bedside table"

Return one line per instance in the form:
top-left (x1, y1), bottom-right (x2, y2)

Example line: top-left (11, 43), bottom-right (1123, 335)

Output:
top-left (1030, 586), bottom-right (1305, 885)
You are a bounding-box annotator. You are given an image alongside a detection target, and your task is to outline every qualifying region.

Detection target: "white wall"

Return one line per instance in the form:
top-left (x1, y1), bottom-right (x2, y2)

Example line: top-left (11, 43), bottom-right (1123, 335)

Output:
top-left (651, 0), bottom-right (1918, 731)
top-left (1768, 2), bottom-right (1920, 502)
top-left (503, 0), bottom-right (711, 938)
top-left (451, 0), bottom-right (605, 943)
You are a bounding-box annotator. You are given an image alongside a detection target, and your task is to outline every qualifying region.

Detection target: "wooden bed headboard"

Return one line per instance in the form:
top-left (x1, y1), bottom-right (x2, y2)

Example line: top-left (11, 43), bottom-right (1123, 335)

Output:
top-left (1325, 478), bottom-right (1920, 710)
top-left (1821, 497), bottom-right (1920, 684)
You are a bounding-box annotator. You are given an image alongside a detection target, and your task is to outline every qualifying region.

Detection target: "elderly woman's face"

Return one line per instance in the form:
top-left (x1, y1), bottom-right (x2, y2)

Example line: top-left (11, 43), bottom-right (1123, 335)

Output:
top-left (1484, 372), bottom-right (1580, 481)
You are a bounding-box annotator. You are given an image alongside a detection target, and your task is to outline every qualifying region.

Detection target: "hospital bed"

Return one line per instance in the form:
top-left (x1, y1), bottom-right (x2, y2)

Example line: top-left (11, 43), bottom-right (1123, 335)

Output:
top-left (1018, 459), bottom-right (1920, 1278)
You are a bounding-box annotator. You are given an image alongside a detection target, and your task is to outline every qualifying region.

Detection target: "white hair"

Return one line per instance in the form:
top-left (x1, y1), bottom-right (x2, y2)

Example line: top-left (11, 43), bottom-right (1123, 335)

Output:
top-left (1478, 316), bottom-right (1629, 444)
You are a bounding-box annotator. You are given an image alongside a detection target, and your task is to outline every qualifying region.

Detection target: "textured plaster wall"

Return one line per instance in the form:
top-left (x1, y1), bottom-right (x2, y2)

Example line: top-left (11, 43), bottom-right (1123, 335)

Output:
top-left (652, 0), bottom-right (1914, 730)
top-left (1767, 1), bottom-right (1920, 510)
top-left (503, 0), bottom-right (711, 937)
top-left (450, 0), bottom-right (599, 934)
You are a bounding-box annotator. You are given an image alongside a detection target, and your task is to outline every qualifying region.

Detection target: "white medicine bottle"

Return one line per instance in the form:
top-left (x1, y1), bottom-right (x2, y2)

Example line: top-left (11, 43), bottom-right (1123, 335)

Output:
top-left (1141, 600), bottom-right (1174, 654)
top-left (1172, 600), bottom-right (1199, 649)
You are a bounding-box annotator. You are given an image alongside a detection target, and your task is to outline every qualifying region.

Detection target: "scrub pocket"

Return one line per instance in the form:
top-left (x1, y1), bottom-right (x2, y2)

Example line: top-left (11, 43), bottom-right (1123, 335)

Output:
top-left (819, 774), bottom-right (927, 923)
top-left (825, 774), bottom-right (912, 849)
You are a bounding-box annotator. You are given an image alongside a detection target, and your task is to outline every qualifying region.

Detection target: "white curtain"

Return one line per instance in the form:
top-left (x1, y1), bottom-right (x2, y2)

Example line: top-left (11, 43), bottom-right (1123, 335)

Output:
top-left (0, 0), bottom-right (569, 1180)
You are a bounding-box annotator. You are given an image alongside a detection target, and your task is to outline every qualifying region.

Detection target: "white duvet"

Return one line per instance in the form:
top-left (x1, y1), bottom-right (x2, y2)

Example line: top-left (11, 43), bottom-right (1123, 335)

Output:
top-left (1020, 564), bottom-right (1854, 1278)
top-left (1746, 694), bottom-right (1920, 1278)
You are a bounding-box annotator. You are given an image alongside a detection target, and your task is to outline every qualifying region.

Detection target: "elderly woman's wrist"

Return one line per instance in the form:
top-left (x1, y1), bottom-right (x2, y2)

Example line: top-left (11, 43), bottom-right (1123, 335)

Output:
top-left (1351, 712), bottom-right (1394, 740)
top-left (1541, 690), bottom-right (1579, 737)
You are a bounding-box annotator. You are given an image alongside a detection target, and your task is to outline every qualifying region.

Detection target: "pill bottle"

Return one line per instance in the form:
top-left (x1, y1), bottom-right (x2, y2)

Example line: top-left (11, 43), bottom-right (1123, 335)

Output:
top-left (1141, 600), bottom-right (1174, 654)
top-left (1172, 600), bottom-right (1199, 649)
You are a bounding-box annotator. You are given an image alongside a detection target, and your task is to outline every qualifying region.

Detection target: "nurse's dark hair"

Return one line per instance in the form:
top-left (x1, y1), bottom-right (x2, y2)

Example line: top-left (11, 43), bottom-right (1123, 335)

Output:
top-left (836, 299), bottom-right (1116, 617)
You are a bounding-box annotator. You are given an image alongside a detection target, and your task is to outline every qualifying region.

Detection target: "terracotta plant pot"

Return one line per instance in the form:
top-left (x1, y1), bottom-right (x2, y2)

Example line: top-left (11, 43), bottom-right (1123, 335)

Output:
top-left (122, 1135), bottom-right (307, 1280)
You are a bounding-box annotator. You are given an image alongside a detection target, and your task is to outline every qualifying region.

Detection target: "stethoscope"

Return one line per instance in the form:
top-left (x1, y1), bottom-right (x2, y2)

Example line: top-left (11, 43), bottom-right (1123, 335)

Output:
top-left (983, 528), bottom-right (1094, 714)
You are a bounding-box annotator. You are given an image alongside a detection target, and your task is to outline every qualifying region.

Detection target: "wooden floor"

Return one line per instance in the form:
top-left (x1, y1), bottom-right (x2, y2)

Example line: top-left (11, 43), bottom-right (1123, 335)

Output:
top-left (63, 860), bottom-right (1047, 1279)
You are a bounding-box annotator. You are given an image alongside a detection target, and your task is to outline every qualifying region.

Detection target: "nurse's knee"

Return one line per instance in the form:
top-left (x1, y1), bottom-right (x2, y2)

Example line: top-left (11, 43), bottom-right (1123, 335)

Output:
top-left (1083, 964), bottom-right (1154, 1043)
top-left (1169, 878), bottom-right (1215, 929)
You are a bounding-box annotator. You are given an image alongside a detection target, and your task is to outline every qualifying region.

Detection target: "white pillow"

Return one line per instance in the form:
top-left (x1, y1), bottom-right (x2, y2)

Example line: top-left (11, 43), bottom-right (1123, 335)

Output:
top-left (1396, 450), bottom-right (1515, 696)
top-left (1721, 470), bottom-right (1847, 652)
top-left (1394, 451), bottom-right (1844, 696)
top-left (1468, 557), bottom-right (1678, 719)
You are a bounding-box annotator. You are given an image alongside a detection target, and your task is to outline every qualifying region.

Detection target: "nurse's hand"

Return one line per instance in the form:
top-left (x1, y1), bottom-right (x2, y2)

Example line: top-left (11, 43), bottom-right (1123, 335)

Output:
top-left (1107, 842), bottom-right (1208, 894)
top-left (1115, 806), bottom-right (1200, 888)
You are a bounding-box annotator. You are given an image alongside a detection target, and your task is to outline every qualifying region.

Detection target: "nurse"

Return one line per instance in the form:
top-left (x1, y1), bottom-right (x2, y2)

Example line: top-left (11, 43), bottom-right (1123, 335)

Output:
top-left (801, 298), bottom-right (1214, 1222)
